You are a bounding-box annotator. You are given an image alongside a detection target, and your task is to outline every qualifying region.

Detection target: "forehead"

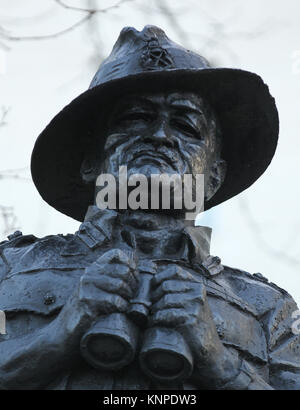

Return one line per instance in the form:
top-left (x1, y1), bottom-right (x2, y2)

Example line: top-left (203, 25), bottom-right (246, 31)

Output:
top-left (113, 91), bottom-right (207, 113)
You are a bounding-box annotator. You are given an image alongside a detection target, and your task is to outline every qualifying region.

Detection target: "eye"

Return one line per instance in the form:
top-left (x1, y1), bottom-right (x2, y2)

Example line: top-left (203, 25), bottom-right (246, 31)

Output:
top-left (171, 118), bottom-right (202, 139)
top-left (117, 112), bottom-right (155, 124)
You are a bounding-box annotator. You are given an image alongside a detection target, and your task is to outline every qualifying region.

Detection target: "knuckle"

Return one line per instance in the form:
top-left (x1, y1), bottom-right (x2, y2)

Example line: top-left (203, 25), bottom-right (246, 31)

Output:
top-left (164, 293), bottom-right (176, 305)
top-left (117, 282), bottom-right (133, 299)
top-left (151, 308), bottom-right (188, 326)
top-left (161, 281), bottom-right (170, 292)
top-left (98, 294), bottom-right (128, 314)
top-left (164, 265), bottom-right (182, 277)
top-left (114, 264), bottom-right (130, 278)
top-left (155, 296), bottom-right (183, 311)
top-left (110, 294), bottom-right (128, 312)
top-left (96, 249), bottom-right (127, 265)
top-left (101, 279), bottom-right (132, 301)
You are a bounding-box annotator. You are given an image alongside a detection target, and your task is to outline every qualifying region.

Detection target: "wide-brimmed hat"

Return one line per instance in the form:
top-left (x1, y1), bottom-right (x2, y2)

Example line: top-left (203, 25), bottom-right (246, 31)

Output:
top-left (31, 25), bottom-right (279, 222)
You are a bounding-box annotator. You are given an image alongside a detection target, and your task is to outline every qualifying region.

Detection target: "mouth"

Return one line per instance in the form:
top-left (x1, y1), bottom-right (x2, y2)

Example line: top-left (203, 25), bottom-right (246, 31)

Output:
top-left (134, 150), bottom-right (165, 160)
top-left (128, 149), bottom-right (174, 166)
top-left (123, 149), bottom-right (168, 165)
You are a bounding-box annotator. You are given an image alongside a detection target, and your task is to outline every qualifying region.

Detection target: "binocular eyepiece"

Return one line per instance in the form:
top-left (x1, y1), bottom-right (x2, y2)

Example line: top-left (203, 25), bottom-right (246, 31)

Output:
top-left (80, 313), bottom-right (193, 382)
top-left (80, 314), bottom-right (194, 383)
top-left (80, 313), bottom-right (138, 371)
top-left (80, 265), bottom-right (194, 383)
top-left (139, 327), bottom-right (194, 383)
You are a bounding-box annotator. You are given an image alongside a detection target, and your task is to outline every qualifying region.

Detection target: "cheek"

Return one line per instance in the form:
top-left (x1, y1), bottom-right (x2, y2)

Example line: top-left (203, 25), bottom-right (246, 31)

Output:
top-left (100, 143), bottom-right (129, 175)
top-left (181, 142), bottom-right (208, 174)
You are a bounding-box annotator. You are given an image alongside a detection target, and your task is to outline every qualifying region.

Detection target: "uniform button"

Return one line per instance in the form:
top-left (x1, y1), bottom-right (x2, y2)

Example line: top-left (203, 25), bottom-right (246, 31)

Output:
top-left (44, 293), bottom-right (56, 305)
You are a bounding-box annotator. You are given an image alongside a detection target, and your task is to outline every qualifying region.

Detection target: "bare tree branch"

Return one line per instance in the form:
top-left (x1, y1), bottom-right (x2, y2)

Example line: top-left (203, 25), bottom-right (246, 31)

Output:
top-left (154, 0), bottom-right (191, 46)
top-left (0, 167), bottom-right (28, 173)
top-left (0, 106), bottom-right (27, 237)
top-left (0, 107), bottom-right (9, 128)
top-left (239, 197), bottom-right (300, 266)
top-left (0, 174), bottom-right (31, 182)
top-left (55, 0), bottom-right (133, 13)
top-left (85, 0), bottom-right (105, 69)
top-left (0, 205), bottom-right (19, 238)
top-left (0, 0), bottom-right (134, 42)
top-left (0, 166), bottom-right (31, 182)
top-left (0, 13), bottom-right (94, 41)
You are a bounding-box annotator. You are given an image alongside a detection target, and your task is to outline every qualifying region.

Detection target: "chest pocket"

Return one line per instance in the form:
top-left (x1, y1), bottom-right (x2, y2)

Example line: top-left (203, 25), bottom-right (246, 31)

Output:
top-left (0, 268), bottom-right (83, 316)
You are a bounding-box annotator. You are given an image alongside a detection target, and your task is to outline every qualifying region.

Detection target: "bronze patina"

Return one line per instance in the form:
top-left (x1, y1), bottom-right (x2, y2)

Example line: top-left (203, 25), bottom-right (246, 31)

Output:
top-left (0, 26), bottom-right (298, 390)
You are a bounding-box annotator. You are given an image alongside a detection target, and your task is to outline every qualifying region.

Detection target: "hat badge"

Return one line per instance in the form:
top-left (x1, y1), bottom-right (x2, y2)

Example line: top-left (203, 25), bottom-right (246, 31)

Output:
top-left (140, 37), bottom-right (175, 71)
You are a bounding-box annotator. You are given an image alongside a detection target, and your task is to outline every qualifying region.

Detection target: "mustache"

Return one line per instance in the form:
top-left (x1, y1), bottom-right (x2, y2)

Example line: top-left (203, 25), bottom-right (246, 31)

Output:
top-left (127, 144), bottom-right (180, 165)
top-left (103, 133), bottom-right (182, 165)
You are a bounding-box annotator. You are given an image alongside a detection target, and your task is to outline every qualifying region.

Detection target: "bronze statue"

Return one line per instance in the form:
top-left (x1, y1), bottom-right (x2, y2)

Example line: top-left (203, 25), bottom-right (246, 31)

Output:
top-left (0, 26), bottom-right (299, 390)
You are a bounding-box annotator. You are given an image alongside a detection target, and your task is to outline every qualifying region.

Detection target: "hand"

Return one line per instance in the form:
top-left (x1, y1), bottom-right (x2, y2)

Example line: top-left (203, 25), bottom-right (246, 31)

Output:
top-left (150, 264), bottom-right (232, 385)
top-left (59, 249), bottom-right (138, 343)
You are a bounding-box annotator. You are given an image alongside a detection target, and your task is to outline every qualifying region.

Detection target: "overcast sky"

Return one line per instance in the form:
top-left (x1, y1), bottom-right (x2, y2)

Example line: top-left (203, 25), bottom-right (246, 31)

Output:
top-left (0, 0), bottom-right (300, 306)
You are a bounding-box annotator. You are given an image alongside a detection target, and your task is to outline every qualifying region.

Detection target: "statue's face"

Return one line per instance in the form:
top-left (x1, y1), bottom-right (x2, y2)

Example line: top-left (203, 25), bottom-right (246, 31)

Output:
top-left (83, 91), bottom-right (226, 212)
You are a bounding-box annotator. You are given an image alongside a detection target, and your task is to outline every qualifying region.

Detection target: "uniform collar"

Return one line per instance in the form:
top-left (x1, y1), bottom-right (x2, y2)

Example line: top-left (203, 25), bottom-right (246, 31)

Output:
top-left (76, 206), bottom-right (223, 276)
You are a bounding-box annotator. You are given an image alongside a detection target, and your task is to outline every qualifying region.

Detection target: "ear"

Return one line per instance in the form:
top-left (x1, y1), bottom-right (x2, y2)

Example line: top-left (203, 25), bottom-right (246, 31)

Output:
top-left (80, 155), bottom-right (99, 184)
top-left (205, 159), bottom-right (227, 202)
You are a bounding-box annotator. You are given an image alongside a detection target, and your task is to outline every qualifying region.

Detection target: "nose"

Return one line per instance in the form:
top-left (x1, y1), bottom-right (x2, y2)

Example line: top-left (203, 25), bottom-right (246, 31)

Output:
top-left (150, 119), bottom-right (174, 148)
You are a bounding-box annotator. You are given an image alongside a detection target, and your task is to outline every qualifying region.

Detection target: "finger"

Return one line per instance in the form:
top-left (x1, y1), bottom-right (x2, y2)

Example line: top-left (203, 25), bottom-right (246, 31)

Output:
top-left (150, 308), bottom-right (192, 327)
top-left (87, 263), bottom-right (138, 291)
top-left (151, 280), bottom-right (200, 303)
top-left (151, 293), bottom-right (203, 313)
top-left (152, 265), bottom-right (202, 289)
top-left (96, 249), bottom-right (136, 269)
top-left (79, 288), bottom-right (129, 314)
top-left (96, 291), bottom-right (129, 314)
top-left (150, 305), bottom-right (201, 327)
top-left (89, 276), bottom-right (134, 300)
top-left (103, 264), bottom-right (139, 290)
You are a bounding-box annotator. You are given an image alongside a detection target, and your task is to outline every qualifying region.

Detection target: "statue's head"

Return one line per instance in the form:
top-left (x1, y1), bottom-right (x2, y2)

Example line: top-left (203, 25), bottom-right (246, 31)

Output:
top-left (31, 25), bottom-right (279, 221)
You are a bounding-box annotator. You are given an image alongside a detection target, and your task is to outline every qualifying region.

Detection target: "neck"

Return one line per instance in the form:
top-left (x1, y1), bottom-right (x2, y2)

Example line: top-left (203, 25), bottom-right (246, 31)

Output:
top-left (118, 208), bottom-right (195, 228)
top-left (84, 205), bottom-right (211, 264)
top-left (91, 202), bottom-right (196, 227)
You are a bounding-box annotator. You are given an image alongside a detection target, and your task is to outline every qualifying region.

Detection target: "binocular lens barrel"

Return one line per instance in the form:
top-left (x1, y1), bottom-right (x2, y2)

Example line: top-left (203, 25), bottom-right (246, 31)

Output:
top-left (80, 313), bottom-right (138, 370)
top-left (139, 327), bottom-right (194, 383)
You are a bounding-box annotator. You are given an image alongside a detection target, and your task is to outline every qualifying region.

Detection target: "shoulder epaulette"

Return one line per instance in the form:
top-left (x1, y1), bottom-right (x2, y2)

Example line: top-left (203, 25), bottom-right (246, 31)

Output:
top-left (0, 231), bottom-right (38, 249)
top-left (223, 265), bottom-right (291, 297)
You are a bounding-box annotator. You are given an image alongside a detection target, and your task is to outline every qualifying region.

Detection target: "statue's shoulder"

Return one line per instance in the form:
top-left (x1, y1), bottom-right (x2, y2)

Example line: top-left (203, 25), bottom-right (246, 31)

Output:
top-left (222, 264), bottom-right (290, 295)
top-left (0, 230), bottom-right (38, 249)
top-left (0, 230), bottom-right (76, 247)
top-left (0, 231), bottom-right (88, 316)
top-left (0, 230), bottom-right (84, 282)
top-left (219, 264), bottom-right (293, 315)
top-left (0, 230), bottom-right (77, 255)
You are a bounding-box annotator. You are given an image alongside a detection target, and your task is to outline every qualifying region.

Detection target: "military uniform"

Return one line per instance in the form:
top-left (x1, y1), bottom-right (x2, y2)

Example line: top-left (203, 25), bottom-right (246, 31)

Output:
top-left (0, 207), bottom-right (299, 389)
top-left (3, 25), bottom-right (294, 389)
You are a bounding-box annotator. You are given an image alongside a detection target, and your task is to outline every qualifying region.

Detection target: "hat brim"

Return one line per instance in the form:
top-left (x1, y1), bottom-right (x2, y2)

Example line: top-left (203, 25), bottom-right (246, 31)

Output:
top-left (31, 68), bottom-right (279, 222)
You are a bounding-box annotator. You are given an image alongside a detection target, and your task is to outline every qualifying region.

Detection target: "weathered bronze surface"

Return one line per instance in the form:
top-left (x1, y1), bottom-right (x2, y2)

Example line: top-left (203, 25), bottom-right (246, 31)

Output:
top-left (0, 25), bottom-right (299, 390)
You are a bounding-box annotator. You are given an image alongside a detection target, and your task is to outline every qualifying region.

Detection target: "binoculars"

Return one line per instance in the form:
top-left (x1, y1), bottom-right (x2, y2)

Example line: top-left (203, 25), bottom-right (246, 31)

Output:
top-left (80, 264), bottom-right (194, 383)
